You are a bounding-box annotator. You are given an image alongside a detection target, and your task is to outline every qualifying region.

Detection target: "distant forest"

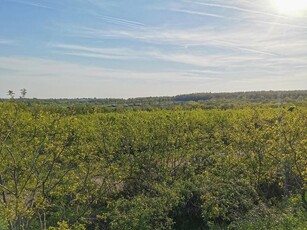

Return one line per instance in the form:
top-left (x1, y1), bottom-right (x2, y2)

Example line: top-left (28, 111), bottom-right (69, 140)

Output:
top-left (1, 90), bottom-right (306, 112)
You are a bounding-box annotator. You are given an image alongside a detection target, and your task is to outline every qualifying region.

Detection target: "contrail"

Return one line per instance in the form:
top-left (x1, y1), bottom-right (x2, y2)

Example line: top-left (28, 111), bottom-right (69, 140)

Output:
top-left (252, 19), bottom-right (307, 29)
top-left (89, 12), bottom-right (146, 28)
top-left (170, 9), bottom-right (228, 19)
top-left (6, 0), bottom-right (54, 10)
top-left (184, 1), bottom-right (289, 19)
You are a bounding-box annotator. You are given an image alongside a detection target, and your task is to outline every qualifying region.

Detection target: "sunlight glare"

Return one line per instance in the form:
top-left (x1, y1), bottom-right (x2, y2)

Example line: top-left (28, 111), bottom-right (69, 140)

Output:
top-left (273, 0), bottom-right (307, 15)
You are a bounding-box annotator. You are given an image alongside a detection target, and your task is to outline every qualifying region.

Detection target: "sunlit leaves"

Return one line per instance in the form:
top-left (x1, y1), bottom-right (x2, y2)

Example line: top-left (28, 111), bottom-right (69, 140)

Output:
top-left (0, 102), bottom-right (306, 229)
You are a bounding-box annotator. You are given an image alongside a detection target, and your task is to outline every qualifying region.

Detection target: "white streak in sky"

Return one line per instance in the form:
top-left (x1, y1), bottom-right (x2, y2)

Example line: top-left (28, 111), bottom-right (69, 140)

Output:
top-left (0, 38), bottom-right (15, 45)
top-left (184, 1), bottom-right (290, 19)
top-left (89, 12), bottom-right (146, 28)
top-left (170, 9), bottom-right (228, 18)
top-left (5, 0), bottom-right (55, 10)
top-left (51, 44), bottom-right (142, 60)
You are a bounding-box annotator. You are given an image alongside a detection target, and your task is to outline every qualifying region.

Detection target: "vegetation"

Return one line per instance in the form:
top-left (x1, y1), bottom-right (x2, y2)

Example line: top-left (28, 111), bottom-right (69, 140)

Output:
top-left (0, 91), bottom-right (306, 229)
top-left (1, 90), bottom-right (306, 111)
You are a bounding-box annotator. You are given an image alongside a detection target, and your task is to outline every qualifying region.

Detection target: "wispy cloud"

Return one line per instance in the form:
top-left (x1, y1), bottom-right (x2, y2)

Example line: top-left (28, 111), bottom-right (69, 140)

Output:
top-left (0, 56), bottom-right (228, 98)
top-left (4, 0), bottom-right (55, 10)
top-left (183, 1), bottom-right (289, 19)
top-left (249, 19), bottom-right (307, 29)
top-left (89, 13), bottom-right (146, 28)
top-left (63, 23), bottom-right (306, 57)
top-left (2, 56), bottom-right (304, 98)
top-left (169, 9), bottom-right (228, 19)
top-left (50, 42), bottom-right (284, 71)
top-left (0, 56), bottom-right (220, 83)
top-left (56, 0), bottom-right (307, 71)
top-left (51, 44), bottom-right (145, 60)
top-left (0, 38), bottom-right (15, 45)
top-left (58, 16), bottom-right (307, 76)
top-left (169, 0), bottom-right (307, 29)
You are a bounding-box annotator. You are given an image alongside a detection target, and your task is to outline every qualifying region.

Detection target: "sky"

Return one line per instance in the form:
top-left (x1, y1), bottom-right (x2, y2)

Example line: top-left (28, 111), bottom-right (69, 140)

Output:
top-left (0, 0), bottom-right (307, 98)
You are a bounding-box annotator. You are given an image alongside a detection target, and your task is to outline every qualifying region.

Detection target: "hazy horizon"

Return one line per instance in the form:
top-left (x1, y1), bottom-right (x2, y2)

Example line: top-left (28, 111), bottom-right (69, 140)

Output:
top-left (2, 89), bottom-right (306, 101)
top-left (1, 0), bottom-right (307, 98)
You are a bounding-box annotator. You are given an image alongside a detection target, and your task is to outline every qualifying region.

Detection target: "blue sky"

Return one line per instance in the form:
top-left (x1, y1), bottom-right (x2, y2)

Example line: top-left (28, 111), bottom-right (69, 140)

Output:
top-left (0, 0), bottom-right (307, 98)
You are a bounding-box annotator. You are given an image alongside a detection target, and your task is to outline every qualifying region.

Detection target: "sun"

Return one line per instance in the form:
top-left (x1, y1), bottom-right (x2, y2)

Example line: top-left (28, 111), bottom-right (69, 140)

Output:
top-left (272, 0), bottom-right (307, 15)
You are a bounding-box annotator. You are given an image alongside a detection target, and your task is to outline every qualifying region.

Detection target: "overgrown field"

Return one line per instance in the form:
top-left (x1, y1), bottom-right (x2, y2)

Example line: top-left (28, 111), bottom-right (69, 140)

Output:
top-left (0, 102), bottom-right (306, 229)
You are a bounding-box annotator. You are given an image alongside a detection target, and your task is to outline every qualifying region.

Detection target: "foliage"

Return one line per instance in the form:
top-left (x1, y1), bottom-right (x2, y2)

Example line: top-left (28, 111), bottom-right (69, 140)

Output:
top-left (1, 90), bottom-right (306, 112)
top-left (0, 101), bottom-right (306, 229)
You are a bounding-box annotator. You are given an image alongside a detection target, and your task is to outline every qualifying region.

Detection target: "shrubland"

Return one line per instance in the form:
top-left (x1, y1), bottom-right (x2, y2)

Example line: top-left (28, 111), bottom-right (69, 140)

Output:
top-left (0, 100), bottom-right (306, 229)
